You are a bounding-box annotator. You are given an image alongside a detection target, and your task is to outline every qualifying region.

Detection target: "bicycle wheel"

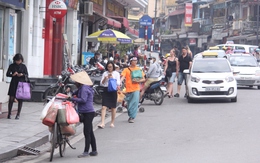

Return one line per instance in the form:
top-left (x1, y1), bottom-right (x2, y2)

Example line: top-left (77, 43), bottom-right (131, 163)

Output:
top-left (58, 125), bottom-right (66, 157)
top-left (50, 123), bottom-right (57, 162)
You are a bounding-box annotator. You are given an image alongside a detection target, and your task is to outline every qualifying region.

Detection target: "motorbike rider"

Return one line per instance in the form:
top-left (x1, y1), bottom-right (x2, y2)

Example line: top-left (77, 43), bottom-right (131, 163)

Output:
top-left (89, 52), bottom-right (100, 67)
top-left (140, 57), bottom-right (161, 100)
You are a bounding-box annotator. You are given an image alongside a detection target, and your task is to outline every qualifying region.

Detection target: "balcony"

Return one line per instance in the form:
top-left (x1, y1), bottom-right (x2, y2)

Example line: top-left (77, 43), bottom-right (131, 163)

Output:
top-left (242, 20), bottom-right (258, 34)
top-left (213, 16), bottom-right (225, 25)
top-left (193, 18), bottom-right (212, 26)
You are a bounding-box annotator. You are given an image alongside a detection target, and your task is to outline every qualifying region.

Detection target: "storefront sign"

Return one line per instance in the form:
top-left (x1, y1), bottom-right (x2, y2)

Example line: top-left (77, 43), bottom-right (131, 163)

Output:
top-left (189, 38), bottom-right (196, 45)
top-left (185, 3), bottom-right (193, 27)
top-left (48, 0), bottom-right (67, 19)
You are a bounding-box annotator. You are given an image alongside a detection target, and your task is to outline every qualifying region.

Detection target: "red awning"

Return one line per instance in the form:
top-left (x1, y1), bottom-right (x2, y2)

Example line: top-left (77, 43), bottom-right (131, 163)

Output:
top-left (109, 16), bottom-right (129, 29)
top-left (106, 18), bottom-right (122, 28)
top-left (169, 9), bottom-right (185, 16)
top-left (128, 27), bottom-right (139, 36)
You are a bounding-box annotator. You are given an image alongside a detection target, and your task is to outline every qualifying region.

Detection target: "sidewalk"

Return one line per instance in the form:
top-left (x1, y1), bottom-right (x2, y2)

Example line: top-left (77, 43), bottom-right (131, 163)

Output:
top-left (0, 101), bottom-right (103, 162)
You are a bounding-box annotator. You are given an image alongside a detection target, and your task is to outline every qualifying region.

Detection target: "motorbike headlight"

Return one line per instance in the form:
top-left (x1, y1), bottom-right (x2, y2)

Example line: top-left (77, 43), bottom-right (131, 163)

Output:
top-left (191, 75), bottom-right (200, 83)
top-left (58, 75), bottom-right (62, 80)
top-left (255, 70), bottom-right (260, 76)
top-left (225, 76), bottom-right (234, 82)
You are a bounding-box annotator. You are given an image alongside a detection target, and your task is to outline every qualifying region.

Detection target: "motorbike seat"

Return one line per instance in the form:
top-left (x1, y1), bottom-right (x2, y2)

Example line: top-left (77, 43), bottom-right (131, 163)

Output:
top-left (148, 80), bottom-right (161, 90)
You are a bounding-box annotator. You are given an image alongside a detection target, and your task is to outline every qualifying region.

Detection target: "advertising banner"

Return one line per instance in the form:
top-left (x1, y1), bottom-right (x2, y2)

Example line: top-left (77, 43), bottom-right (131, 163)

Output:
top-left (185, 3), bottom-right (193, 27)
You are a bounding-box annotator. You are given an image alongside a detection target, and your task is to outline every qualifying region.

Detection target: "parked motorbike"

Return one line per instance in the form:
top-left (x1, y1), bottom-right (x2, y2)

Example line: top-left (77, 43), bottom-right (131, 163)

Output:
top-left (140, 78), bottom-right (165, 105)
top-left (44, 67), bottom-right (76, 99)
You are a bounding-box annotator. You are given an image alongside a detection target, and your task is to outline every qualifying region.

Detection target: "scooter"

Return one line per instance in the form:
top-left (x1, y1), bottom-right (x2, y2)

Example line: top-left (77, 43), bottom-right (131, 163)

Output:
top-left (140, 78), bottom-right (165, 105)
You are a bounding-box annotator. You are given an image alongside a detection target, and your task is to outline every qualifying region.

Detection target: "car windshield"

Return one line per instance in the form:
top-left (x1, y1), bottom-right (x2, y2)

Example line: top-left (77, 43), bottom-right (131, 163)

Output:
top-left (229, 56), bottom-right (257, 67)
top-left (192, 60), bottom-right (231, 73)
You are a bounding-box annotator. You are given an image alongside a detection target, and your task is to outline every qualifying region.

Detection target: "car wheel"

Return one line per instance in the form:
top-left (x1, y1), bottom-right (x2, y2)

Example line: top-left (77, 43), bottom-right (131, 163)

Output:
top-left (231, 96), bottom-right (237, 102)
top-left (187, 96), bottom-right (194, 103)
top-left (258, 86), bottom-right (260, 89)
top-left (249, 85), bottom-right (253, 88)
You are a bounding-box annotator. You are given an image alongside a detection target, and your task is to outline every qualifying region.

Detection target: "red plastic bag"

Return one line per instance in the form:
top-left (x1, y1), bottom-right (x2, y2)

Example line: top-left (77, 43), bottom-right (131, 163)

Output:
top-left (64, 101), bottom-right (79, 124)
top-left (42, 105), bottom-right (58, 127)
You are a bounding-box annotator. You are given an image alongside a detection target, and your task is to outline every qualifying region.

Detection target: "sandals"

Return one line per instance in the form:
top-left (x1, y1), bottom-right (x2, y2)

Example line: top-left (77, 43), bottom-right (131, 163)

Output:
top-left (98, 125), bottom-right (105, 129)
top-left (168, 95), bottom-right (173, 98)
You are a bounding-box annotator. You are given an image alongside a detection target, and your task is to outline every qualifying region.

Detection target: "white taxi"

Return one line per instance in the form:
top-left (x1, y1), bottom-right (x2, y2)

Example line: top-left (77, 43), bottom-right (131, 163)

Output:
top-left (228, 54), bottom-right (260, 89)
top-left (184, 52), bottom-right (237, 103)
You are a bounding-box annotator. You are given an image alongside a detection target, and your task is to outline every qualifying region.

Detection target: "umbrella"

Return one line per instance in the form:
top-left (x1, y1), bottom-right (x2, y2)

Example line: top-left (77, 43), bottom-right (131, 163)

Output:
top-left (86, 29), bottom-right (132, 44)
top-left (134, 38), bottom-right (145, 44)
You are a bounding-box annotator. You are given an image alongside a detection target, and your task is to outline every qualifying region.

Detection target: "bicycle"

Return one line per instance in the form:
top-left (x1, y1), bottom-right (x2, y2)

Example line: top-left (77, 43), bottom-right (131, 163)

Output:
top-left (47, 97), bottom-right (76, 162)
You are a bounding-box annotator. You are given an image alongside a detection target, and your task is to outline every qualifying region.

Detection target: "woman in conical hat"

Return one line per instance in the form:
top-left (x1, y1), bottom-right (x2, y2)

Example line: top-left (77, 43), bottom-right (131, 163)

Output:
top-left (69, 71), bottom-right (98, 157)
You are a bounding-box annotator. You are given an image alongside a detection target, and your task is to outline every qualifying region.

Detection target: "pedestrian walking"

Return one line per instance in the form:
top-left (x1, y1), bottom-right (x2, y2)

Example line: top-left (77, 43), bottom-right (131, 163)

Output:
top-left (186, 45), bottom-right (193, 58)
top-left (175, 47), bottom-right (192, 98)
top-left (120, 56), bottom-right (145, 123)
top-left (98, 61), bottom-right (120, 129)
top-left (6, 53), bottom-right (29, 119)
top-left (69, 71), bottom-right (98, 158)
top-left (163, 49), bottom-right (179, 98)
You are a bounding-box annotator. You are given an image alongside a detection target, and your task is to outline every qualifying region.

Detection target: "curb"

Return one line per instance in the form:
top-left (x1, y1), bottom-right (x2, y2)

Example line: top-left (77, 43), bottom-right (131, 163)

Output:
top-left (1, 109), bottom-right (124, 162)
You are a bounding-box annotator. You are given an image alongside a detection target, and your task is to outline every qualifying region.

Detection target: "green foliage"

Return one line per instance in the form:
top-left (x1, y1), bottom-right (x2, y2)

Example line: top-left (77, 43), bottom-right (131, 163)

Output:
top-left (116, 44), bottom-right (133, 57)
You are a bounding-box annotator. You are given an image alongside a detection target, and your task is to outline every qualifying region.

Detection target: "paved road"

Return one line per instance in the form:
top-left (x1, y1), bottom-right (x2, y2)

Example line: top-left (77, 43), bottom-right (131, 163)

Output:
top-left (11, 87), bottom-right (260, 163)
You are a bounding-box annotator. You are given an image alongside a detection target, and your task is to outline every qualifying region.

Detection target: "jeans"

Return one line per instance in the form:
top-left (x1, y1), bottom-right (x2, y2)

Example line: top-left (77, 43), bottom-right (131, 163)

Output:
top-left (177, 72), bottom-right (187, 85)
top-left (82, 112), bottom-right (97, 153)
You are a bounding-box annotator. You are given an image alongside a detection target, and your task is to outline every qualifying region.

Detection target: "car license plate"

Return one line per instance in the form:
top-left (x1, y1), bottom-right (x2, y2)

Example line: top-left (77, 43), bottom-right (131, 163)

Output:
top-left (241, 77), bottom-right (252, 80)
top-left (160, 86), bottom-right (167, 91)
top-left (205, 87), bottom-right (220, 91)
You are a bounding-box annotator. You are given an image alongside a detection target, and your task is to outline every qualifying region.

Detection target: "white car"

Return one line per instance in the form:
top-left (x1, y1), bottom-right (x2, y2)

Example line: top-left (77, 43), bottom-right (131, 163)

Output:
top-left (184, 56), bottom-right (237, 103)
top-left (228, 54), bottom-right (260, 89)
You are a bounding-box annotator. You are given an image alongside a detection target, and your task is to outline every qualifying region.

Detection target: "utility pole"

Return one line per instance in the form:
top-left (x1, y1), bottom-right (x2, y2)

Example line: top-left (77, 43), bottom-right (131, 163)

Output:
top-left (154, 0), bottom-right (158, 45)
top-left (257, 0), bottom-right (259, 46)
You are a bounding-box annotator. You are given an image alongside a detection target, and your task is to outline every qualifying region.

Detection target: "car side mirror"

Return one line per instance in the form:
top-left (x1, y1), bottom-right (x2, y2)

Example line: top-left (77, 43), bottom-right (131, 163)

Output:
top-left (183, 69), bottom-right (190, 74)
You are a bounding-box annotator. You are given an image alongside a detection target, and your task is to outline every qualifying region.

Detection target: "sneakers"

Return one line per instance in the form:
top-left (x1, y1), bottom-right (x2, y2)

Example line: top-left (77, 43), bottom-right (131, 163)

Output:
top-left (128, 118), bottom-right (134, 123)
top-left (184, 93), bottom-right (187, 98)
top-left (78, 152), bottom-right (89, 158)
top-left (89, 151), bottom-right (98, 156)
top-left (174, 93), bottom-right (180, 97)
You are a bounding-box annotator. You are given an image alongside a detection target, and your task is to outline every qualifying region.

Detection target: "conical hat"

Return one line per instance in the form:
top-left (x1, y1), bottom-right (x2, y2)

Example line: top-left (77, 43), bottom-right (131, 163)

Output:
top-left (70, 71), bottom-right (93, 86)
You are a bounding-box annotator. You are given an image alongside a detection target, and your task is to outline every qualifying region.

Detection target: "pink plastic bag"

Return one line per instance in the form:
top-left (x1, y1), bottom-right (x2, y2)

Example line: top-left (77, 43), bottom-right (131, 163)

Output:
top-left (64, 101), bottom-right (79, 124)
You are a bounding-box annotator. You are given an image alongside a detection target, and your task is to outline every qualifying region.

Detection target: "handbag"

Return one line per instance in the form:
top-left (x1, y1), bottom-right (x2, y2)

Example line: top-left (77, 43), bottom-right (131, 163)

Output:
top-left (128, 68), bottom-right (143, 82)
top-left (64, 101), bottom-right (79, 124)
top-left (108, 78), bottom-right (117, 92)
top-left (117, 91), bottom-right (125, 103)
top-left (16, 75), bottom-right (31, 100)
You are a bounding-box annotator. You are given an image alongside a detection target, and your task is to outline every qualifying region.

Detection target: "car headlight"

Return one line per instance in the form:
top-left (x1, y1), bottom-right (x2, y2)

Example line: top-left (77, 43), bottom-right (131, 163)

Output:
top-left (255, 70), bottom-right (260, 76)
top-left (191, 75), bottom-right (200, 83)
top-left (225, 76), bottom-right (234, 82)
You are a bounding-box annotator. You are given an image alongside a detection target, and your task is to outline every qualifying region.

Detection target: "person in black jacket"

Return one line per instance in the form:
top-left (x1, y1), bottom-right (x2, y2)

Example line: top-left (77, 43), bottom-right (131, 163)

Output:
top-left (6, 53), bottom-right (28, 119)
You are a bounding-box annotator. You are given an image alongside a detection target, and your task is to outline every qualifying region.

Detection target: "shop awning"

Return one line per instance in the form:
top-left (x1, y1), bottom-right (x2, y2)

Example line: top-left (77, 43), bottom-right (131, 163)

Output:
top-left (227, 35), bottom-right (248, 41)
top-left (168, 9), bottom-right (185, 17)
top-left (128, 27), bottom-right (139, 36)
top-left (94, 12), bottom-right (122, 28)
top-left (107, 17), bottom-right (122, 28)
top-left (161, 34), bottom-right (178, 40)
top-left (109, 16), bottom-right (129, 29)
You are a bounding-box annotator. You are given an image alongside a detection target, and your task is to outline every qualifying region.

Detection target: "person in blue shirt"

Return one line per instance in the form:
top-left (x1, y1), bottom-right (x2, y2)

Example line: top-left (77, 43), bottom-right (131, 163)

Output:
top-left (69, 71), bottom-right (98, 158)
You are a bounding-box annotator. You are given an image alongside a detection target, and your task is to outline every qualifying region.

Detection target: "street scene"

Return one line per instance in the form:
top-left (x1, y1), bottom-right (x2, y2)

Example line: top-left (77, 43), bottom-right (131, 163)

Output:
top-left (1, 0), bottom-right (260, 162)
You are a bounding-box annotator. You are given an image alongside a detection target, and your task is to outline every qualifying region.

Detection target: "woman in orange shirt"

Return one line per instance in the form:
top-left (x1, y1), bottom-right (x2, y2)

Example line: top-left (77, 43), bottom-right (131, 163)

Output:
top-left (120, 56), bottom-right (145, 123)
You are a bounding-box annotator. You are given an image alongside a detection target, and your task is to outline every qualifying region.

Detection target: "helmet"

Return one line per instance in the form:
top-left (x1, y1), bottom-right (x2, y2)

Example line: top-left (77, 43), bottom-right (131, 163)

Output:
top-left (165, 53), bottom-right (170, 58)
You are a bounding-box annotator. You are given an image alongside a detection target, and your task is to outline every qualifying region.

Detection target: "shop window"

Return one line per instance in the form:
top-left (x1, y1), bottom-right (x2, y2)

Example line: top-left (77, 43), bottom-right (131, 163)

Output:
top-left (242, 8), bottom-right (247, 20)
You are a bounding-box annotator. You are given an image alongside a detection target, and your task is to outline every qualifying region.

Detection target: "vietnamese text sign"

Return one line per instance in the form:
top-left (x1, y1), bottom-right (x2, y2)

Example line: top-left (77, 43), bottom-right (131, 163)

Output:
top-left (139, 15), bottom-right (152, 26)
top-left (185, 3), bottom-right (193, 27)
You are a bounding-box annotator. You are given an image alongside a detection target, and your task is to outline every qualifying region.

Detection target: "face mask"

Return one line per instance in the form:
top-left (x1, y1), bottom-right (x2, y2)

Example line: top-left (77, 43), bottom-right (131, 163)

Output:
top-left (104, 59), bottom-right (108, 64)
top-left (150, 60), bottom-right (154, 64)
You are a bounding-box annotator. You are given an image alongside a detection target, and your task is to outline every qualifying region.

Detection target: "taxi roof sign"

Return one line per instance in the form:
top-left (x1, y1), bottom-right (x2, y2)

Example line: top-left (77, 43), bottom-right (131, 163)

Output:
top-left (208, 46), bottom-right (220, 50)
top-left (202, 51), bottom-right (218, 58)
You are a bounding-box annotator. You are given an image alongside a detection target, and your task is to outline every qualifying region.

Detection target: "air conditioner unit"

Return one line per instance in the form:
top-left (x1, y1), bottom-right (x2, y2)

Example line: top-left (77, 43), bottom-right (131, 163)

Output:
top-left (84, 2), bottom-right (93, 15)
